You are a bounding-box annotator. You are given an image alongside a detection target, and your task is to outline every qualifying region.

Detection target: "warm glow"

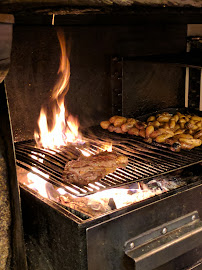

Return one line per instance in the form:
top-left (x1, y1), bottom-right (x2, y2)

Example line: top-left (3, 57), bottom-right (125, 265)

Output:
top-left (87, 185), bottom-right (158, 210)
top-left (79, 149), bottom-right (91, 157)
top-left (34, 30), bottom-right (83, 149)
top-left (27, 172), bottom-right (48, 198)
top-left (101, 142), bottom-right (112, 152)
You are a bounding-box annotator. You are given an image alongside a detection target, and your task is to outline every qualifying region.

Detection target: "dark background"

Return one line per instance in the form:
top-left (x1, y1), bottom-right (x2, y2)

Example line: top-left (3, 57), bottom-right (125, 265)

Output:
top-left (5, 23), bottom-right (186, 141)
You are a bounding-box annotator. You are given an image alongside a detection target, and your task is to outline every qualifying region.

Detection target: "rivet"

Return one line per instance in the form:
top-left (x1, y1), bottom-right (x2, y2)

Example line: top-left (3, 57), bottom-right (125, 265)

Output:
top-left (162, 227), bottom-right (167, 235)
top-left (192, 215), bottom-right (196, 221)
top-left (129, 242), bottom-right (135, 249)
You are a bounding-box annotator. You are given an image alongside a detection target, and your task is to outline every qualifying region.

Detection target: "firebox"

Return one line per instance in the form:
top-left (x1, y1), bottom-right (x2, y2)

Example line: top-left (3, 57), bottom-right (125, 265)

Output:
top-left (1, 2), bottom-right (202, 270)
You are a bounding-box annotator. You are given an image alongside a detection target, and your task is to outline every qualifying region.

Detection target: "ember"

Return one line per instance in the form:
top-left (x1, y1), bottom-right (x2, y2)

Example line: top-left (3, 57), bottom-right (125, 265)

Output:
top-left (17, 165), bottom-right (189, 218)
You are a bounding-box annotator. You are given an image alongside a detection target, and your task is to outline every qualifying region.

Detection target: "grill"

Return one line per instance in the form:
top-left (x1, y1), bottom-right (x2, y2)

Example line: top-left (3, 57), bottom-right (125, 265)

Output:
top-left (1, 4), bottom-right (202, 270)
top-left (15, 126), bottom-right (202, 197)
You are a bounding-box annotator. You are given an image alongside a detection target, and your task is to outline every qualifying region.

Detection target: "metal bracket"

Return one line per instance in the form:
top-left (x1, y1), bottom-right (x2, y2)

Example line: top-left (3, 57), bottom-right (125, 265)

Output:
top-left (111, 56), bottom-right (123, 116)
top-left (124, 211), bottom-right (202, 270)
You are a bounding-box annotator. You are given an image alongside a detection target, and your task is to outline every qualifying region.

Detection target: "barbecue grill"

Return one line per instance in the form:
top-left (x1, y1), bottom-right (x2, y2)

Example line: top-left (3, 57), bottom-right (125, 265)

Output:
top-left (1, 2), bottom-right (202, 270)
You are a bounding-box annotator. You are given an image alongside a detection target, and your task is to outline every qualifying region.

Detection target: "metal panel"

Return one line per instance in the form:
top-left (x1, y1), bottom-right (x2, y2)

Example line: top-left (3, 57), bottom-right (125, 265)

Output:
top-left (124, 211), bottom-right (202, 270)
top-left (87, 183), bottom-right (202, 270)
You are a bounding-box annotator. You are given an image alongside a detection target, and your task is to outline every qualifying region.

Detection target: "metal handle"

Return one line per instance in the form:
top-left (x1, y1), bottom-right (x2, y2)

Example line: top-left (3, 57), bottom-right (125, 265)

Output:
top-left (124, 211), bottom-right (202, 270)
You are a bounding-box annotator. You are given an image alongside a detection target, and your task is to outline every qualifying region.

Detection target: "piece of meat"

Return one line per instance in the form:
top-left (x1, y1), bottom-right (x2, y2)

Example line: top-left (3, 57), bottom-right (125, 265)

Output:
top-left (63, 151), bottom-right (128, 186)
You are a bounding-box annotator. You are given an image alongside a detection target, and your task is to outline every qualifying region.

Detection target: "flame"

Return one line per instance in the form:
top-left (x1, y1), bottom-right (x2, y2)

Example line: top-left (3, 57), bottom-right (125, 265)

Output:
top-left (27, 172), bottom-right (48, 198)
top-left (34, 30), bottom-right (83, 149)
top-left (101, 142), bottom-right (112, 152)
top-left (79, 149), bottom-right (91, 157)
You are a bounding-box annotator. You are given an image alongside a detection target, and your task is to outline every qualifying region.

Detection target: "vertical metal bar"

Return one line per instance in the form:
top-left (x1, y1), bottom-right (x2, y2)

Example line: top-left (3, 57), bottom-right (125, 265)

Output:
top-left (199, 69), bottom-right (202, 111)
top-left (185, 67), bottom-right (189, 108)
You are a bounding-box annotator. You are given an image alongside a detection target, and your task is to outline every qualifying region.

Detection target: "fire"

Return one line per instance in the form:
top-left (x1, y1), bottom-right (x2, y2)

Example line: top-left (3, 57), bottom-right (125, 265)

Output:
top-left (101, 142), bottom-right (112, 152)
top-left (34, 30), bottom-right (83, 149)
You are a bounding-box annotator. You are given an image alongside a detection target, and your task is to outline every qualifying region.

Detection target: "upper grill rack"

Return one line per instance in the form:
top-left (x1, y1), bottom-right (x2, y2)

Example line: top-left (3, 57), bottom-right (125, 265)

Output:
top-left (15, 128), bottom-right (202, 197)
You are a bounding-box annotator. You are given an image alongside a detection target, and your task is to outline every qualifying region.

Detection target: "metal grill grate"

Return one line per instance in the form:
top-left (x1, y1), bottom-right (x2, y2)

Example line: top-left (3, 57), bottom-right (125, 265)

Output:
top-left (15, 128), bottom-right (202, 197)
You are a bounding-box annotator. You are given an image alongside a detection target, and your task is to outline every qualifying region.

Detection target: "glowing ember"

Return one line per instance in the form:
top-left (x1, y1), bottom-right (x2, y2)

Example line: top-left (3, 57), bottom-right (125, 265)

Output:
top-left (79, 149), bottom-right (91, 157)
top-left (101, 142), bottom-right (112, 152)
top-left (27, 172), bottom-right (48, 198)
top-left (34, 30), bottom-right (83, 149)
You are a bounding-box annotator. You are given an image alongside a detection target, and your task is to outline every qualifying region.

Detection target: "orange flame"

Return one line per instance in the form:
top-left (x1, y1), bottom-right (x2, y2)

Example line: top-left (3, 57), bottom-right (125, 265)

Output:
top-left (34, 30), bottom-right (83, 149)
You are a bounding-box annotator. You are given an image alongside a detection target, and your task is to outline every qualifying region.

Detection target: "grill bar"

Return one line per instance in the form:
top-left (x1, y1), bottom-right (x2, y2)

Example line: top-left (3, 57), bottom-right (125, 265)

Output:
top-left (15, 128), bottom-right (202, 197)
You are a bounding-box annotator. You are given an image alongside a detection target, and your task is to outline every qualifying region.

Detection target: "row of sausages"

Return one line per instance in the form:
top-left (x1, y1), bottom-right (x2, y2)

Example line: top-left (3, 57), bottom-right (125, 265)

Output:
top-left (100, 112), bottom-right (202, 151)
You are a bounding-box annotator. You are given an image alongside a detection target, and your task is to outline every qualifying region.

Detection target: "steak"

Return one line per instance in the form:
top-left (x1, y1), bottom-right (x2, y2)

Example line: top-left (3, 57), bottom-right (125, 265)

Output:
top-left (63, 151), bottom-right (128, 185)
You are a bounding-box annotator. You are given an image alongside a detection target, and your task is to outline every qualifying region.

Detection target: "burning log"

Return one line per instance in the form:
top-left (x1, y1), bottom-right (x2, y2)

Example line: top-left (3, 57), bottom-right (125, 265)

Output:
top-left (63, 151), bottom-right (128, 185)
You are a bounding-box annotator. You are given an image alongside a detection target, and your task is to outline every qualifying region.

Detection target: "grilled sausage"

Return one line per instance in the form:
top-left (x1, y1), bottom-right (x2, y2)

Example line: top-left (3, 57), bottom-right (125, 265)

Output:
top-left (194, 129), bottom-right (202, 139)
top-left (114, 117), bottom-right (127, 127)
top-left (139, 129), bottom-right (146, 138)
top-left (155, 133), bottom-right (174, 143)
top-left (191, 116), bottom-right (202, 121)
top-left (157, 116), bottom-right (171, 123)
top-left (178, 138), bottom-right (201, 147)
top-left (135, 121), bottom-right (147, 130)
top-left (100, 121), bottom-right (111, 129)
top-left (145, 126), bottom-right (154, 138)
top-left (174, 129), bottom-right (185, 135)
top-left (109, 115), bottom-right (119, 124)
top-left (169, 119), bottom-right (176, 129)
top-left (147, 116), bottom-right (156, 122)
top-left (128, 127), bottom-right (139, 136)
top-left (108, 125), bottom-right (116, 132)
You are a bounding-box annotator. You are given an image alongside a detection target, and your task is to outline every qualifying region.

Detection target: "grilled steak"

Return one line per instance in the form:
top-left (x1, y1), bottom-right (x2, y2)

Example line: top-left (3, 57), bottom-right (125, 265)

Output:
top-left (63, 151), bottom-right (128, 185)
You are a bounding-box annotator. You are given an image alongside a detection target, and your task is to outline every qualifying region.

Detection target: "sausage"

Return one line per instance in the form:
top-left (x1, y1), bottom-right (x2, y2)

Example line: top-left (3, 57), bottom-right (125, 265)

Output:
top-left (128, 127), bottom-right (139, 136)
top-left (191, 116), bottom-right (202, 121)
top-left (108, 125), bottom-right (116, 132)
top-left (145, 126), bottom-right (154, 138)
top-left (169, 119), bottom-right (176, 129)
top-left (109, 115), bottom-right (119, 124)
top-left (147, 116), bottom-right (156, 122)
top-left (174, 129), bottom-right (185, 135)
top-left (196, 121), bottom-right (202, 128)
top-left (121, 122), bottom-right (135, 132)
top-left (166, 137), bottom-right (178, 145)
top-left (113, 127), bottom-right (124, 133)
top-left (171, 114), bottom-right (179, 122)
top-left (114, 117), bottom-right (127, 127)
top-left (158, 128), bottom-right (174, 135)
top-left (135, 121), bottom-right (147, 130)
top-left (127, 118), bottom-right (137, 125)
top-left (155, 133), bottom-right (174, 143)
top-left (180, 142), bottom-right (195, 150)
top-left (150, 130), bottom-right (163, 139)
top-left (144, 137), bottom-right (152, 143)
top-left (178, 138), bottom-right (201, 147)
top-left (194, 129), bottom-right (202, 139)
top-left (100, 120), bottom-right (111, 129)
top-left (157, 115), bottom-right (171, 123)
top-left (139, 129), bottom-right (146, 138)
top-left (185, 122), bottom-right (198, 130)
top-left (176, 134), bottom-right (193, 139)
